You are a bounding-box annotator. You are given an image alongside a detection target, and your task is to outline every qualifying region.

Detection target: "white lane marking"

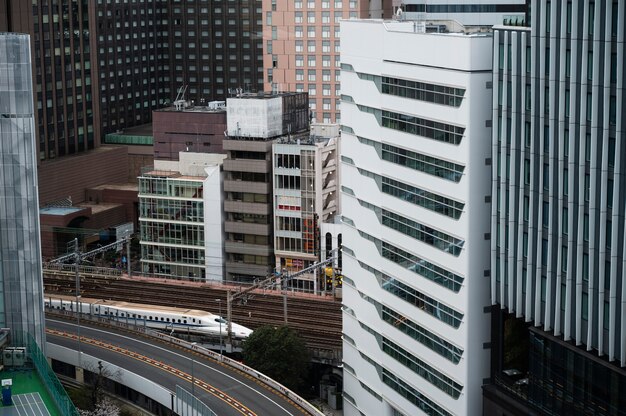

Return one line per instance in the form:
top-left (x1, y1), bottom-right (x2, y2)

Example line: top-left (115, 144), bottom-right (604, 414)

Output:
top-left (47, 319), bottom-right (297, 416)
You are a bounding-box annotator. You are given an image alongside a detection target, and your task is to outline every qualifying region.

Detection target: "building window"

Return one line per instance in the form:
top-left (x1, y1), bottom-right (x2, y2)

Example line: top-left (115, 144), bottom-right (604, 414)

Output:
top-left (381, 110), bottom-right (465, 145)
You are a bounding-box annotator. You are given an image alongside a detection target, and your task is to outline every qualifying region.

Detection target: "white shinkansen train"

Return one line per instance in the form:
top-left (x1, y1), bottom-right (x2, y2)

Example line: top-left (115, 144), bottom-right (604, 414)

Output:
top-left (44, 295), bottom-right (253, 339)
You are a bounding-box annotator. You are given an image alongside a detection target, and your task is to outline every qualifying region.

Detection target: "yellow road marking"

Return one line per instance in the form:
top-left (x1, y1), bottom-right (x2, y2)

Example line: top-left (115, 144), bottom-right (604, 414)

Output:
top-left (46, 328), bottom-right (256, 416)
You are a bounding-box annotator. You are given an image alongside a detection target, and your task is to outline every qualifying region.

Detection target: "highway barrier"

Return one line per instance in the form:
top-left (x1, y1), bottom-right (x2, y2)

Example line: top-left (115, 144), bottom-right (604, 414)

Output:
top-left (46, 309), bottom-right (325, 416)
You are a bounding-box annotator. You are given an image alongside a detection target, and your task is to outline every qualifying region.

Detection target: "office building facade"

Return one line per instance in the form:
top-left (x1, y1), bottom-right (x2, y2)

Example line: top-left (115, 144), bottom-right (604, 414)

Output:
top-left (0, 33), bottom-right (46, 349)
top-left (272, 134), bottom-right (339, 290)
top-left (488, 1), bottom-right (626, 414)
top-left (398, 0), bottom-right (528, 26)
top-left (1, 0), bottom-right (98, 161)
top-left (93, 0), bottom-right (169, 136)
top-left (168, 0), bottom-right (264, 105)
top-left (340, 20), bottom-right (493, 416)
top-left (139, 152), bottom-right (225, 280)
top-left (262, 0), bottom-right (390, 124)
top-left (223, 92), bottom-right (309, 282)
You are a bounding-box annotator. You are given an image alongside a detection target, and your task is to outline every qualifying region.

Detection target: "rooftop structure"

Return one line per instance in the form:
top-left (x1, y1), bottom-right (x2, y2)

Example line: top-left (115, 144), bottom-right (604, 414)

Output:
top-left (397, 0), bottom-right (527, 26)
top-left (152, 101), bottom-right (227, 161)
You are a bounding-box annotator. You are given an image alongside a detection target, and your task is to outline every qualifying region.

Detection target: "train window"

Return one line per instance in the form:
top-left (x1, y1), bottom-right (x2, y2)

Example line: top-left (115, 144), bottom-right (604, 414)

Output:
top-left (149, 316), bottom-right (153, 320)
top-left (104, 311), bottom-right (108, 315)
top-left (192, 319), bottom-right (196, 323)
top-left (178, 319), bottom-right (181, 323)
top-left (121, 313), bottom-right (124, 317)
top-left (166, 318), bottom-right (170, 322)
top-left (198, 320), bottom-right (202, 324)
top-left (184, 320), bottom-right (187, 324)
top-left (95, 308), bottom-right (99, 312)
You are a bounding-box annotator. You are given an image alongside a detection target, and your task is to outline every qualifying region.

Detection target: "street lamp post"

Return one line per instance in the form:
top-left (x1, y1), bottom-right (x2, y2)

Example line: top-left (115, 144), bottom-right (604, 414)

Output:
top-left (73, 238), bottom-right (82, 367)
top-left (190, 342), bottom-right (197, 399)
top-left (216, 299), bottom-right (223, 359)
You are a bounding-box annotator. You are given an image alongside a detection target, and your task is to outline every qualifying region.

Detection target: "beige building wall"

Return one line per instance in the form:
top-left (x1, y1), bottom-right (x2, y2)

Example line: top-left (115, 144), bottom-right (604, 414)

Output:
top-left (262, 0), bottom-right (389, 124)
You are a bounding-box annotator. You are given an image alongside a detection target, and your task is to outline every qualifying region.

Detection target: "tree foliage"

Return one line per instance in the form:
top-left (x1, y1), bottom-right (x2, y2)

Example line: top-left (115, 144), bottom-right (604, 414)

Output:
top-left (79, 397), bottom-right (120, 416)
top-left (242, 325), bottom-right (309, 392)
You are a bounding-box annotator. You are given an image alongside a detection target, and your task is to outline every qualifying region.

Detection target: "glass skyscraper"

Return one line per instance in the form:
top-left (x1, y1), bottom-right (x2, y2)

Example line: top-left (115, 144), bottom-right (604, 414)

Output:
top-left (0, 32), bottom-right (46, 350)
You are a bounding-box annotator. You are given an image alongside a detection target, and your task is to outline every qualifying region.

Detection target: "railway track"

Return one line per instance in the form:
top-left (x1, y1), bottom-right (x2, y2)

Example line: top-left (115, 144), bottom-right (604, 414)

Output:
top-left (43, 270), bottom-right (343, 353)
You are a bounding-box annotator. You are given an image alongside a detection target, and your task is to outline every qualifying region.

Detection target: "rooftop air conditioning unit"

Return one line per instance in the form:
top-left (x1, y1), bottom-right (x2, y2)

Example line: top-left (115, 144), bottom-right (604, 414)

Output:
top-left (2, 348), bottom-right (13, 367)
top-left (12, 348), bottom-right (25, 367)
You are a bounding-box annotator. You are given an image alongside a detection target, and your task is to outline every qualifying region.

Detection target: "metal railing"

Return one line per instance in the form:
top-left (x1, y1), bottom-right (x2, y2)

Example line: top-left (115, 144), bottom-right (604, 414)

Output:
top-left (175, 385), bottom-right (217, 416)
top-left (45, 308), bottom-right (324, 415)
top-left (23, 331), bottom-right (80, 416)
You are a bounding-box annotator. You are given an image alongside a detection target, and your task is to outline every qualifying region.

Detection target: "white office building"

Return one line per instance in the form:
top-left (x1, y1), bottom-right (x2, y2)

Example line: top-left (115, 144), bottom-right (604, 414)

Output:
top-left (340, 20), bottom-right (493, 415)
top-left (139, 152), bottom-right (226, 281)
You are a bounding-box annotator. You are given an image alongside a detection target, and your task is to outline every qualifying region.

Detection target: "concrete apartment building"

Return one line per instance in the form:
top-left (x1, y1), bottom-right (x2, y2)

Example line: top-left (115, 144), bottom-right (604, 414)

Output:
top-left (340, 19), bottom-right (493, 416)
top-left (262, 0), bottom-right (391, 124)
top-left (485, 1), bottom-right (626, 414)
top-left (223, 92), bottom-right (309, 283)
top-left (138, 152), bottom-right (226, 281)
top-left (272, 131), bottom-right (339, 291)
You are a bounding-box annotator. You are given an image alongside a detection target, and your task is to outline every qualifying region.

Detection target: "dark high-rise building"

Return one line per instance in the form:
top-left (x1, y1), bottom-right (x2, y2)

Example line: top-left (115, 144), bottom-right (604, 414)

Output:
top-left (1, 0), bottom-right (264, 159)
top-left (167, 0), bottom-right (264, 106)
top-left (93, 1), bottom-right (169, 136)
top-left (486, 1), bottom-right (626, 415)
top-left (1, 0), bottom-right (97, 161)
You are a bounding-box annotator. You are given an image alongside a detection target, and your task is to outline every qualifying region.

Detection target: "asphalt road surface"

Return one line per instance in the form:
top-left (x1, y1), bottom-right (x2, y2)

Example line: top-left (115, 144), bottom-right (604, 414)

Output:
top-left (46, 318), bottom-right (309, 416)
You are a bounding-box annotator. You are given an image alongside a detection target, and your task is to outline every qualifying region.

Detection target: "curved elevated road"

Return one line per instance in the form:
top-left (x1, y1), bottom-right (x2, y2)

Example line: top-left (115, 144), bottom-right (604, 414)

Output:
top-left (46, 319), bottom-right (310, 416)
